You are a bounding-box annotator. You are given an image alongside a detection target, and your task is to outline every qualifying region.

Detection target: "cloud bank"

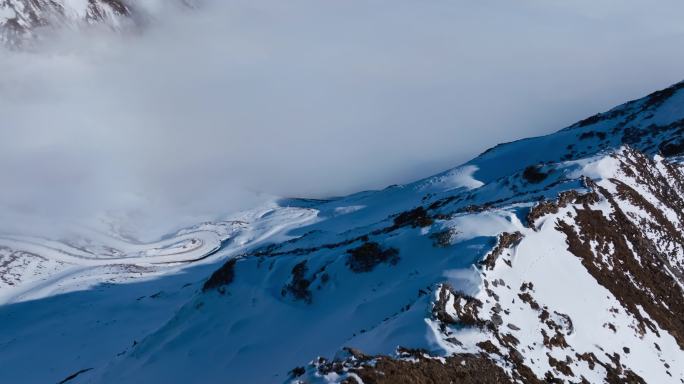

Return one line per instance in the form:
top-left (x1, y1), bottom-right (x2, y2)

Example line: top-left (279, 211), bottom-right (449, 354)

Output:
top-left (2, 0), bottom-right (684, 239)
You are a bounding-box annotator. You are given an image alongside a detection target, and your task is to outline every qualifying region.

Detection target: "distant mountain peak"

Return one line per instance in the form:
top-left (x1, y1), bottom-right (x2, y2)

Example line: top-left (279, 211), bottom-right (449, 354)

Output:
top-left (0, 0), bottom-right (131, 46)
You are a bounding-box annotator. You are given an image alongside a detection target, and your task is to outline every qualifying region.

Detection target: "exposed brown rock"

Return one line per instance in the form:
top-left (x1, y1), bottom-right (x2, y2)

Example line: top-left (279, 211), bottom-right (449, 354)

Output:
top-left (547, 354), bottom-right (574, 377)
top-left (352, 353), bottom-right (513, 384)
top-left (527, 189), bottom-right (599, 229)
top-left (476, 340), bottom-right (502, 355)
top-left (481, 232), bottom-right (523, 270)
top-left (432, 284), bottom-right (485, 328)
top-left (308, 347), bottom-right (514, 383)
top-left (556, 183), bottom-right (684, 347)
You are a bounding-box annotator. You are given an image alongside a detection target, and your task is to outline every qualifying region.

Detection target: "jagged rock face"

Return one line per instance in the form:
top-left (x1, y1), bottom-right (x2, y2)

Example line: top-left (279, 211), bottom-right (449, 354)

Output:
top-left (423, 148), bottom-right (684, 383)
top-left (0, 0), bottom-right (130, 46)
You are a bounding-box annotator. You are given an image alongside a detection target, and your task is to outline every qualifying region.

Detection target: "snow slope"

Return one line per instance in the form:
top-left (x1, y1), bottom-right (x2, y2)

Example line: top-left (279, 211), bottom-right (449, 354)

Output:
top-left (1, 82), bottom-right (684, 383)
top-left (0, 204), bottom-right (318, 383)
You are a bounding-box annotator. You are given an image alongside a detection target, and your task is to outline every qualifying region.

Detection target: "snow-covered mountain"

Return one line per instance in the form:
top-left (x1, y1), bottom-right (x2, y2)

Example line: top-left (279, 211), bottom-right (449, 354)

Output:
top-left (1, 81), bottom-right (684, 383)
top-left (0, 0), bottom-right (132, 46)
top-left (0, 0), bottom-right (197, 46)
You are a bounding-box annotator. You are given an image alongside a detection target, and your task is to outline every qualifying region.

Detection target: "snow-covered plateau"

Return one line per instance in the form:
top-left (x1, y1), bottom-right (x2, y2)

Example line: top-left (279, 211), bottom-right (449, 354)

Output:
top-left (1, 75), bottom-right (684, 383)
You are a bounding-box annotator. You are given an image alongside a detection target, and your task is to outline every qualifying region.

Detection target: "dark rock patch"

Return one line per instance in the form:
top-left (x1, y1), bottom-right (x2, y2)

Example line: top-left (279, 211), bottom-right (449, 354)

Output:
top-left (57, 368), bottom-right (94, 384)
top-left (523, 165), bottom-right (549, 184)
top-left (659, 139), bottom-right (684, 157)
top-left (392, 207), bottom-right (434, 228)
top-left (202, 259), bottom-right (237, 292)
top-left (346, 242), bottom-right (399, 273)
top-left (282, 261), bottom-right (313, 303)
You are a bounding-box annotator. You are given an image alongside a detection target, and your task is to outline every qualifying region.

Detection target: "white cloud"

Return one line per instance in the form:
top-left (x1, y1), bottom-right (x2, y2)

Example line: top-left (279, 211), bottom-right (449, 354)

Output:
top-left (1, 0), bottom-right (684, 238)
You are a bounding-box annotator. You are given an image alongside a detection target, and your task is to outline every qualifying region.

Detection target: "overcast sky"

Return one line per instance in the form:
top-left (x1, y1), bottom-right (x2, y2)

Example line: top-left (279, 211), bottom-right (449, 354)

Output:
top-left (1, 0), bottom-right (684, 238)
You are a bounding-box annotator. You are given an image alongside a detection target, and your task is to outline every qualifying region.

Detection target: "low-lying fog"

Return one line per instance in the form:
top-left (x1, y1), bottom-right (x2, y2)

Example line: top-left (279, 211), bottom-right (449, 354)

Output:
top-left (2, 0), bottom-right (684, 239)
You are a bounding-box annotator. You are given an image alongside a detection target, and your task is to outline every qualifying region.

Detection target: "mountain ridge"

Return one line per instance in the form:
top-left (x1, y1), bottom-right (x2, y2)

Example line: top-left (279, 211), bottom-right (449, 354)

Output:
top-left (0, 80), bottom-right (683, 383)
top-left (97, 80), bottom-right (684, 383)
